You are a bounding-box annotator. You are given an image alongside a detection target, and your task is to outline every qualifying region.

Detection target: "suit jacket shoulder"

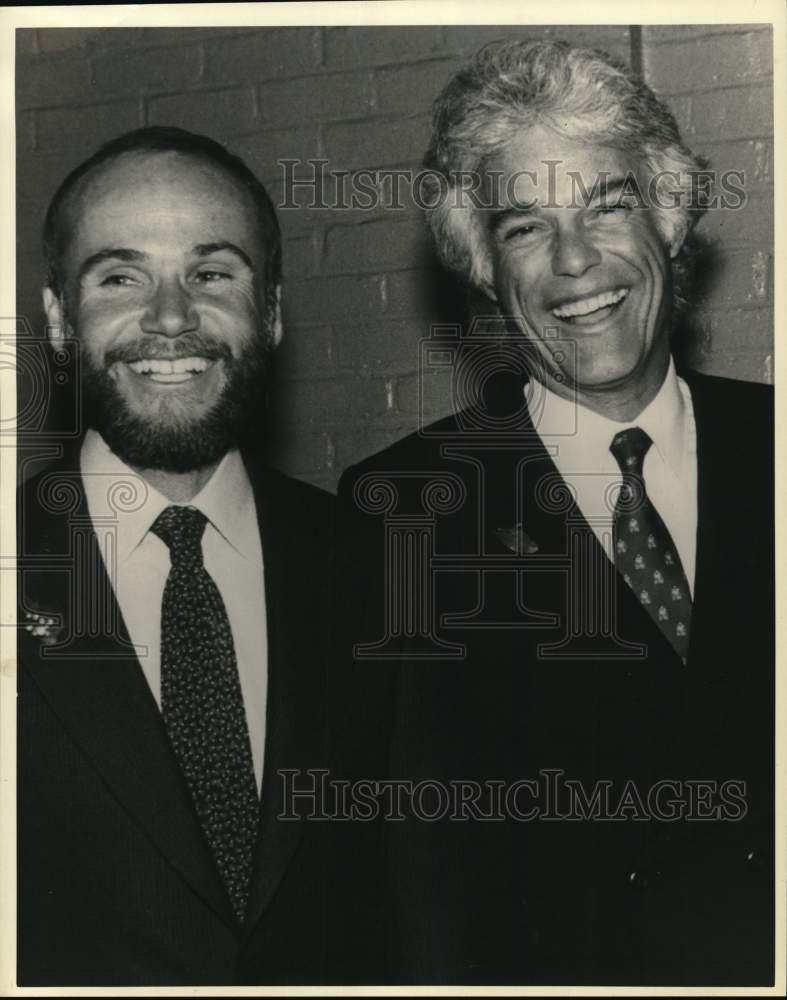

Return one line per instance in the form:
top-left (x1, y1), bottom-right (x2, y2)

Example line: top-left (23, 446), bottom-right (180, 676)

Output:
top-left (681, 366), bottom-right (773, 405)
top-left (18, 452), bottom-right (335, 558)
top-left (680, 367), bottom-right (773, 425)
top-left (258, 465), bottom-right (335, 546)
top-left (342, 368), bottom-right (774, 482)
top-left (253, 462), bottom-right (334, 517)
top-left (679, 368), bottom-right (773, 491)
top-left (338, 414), bottom-right (462, 498)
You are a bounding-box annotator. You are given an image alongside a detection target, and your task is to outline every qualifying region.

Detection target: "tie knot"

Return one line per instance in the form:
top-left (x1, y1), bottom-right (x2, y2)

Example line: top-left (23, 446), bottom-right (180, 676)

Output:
top-left (150, 505), bottom-right (207, 566)
top-left (610, 426), bottom-right (652, 475)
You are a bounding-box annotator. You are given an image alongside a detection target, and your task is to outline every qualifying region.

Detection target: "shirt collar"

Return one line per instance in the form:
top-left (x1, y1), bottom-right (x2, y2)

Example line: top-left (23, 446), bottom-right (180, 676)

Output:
top-left (192, 447), bottom-right (256, 556)
top-left (80, 430), bottom-right (256, 562)
top-left (528, 357), bottom-right (687, 477)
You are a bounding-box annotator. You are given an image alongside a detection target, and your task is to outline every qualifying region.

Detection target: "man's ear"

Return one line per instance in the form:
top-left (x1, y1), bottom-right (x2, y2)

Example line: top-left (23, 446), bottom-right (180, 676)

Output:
top-left (478, 276), bottom-right (499, 303)
top-left (270, 285), bottom-right (283, 348)
top-left (42, 287), bottom-right (67, 349)
top-left (472, 246), bottom-right (499, 302)
top-left (667, 217), bottom-right (689, 261)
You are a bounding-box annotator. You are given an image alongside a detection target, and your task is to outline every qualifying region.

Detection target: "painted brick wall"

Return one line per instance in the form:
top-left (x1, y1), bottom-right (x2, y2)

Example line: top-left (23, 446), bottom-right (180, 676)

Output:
top-left (640, 24), bottom-right (774, 386)
top-left (16, 24), bottom-right (773, 491)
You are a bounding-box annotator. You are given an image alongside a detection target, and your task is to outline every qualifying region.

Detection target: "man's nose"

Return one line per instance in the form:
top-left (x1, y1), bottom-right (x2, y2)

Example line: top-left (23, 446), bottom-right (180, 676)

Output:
top-left (140, 279), bottom-right (199, 338)
top-left (551, 225), bottom-right (602, 277)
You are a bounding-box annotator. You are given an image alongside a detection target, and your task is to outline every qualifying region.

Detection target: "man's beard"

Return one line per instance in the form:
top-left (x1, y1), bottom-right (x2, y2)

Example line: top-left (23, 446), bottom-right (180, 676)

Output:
top-left (81, 329), bottom-right (274, 473)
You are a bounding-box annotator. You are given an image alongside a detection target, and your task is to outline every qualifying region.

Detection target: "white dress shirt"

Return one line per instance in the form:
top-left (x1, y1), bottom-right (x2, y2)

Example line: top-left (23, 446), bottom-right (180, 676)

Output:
top-left (81, 429), bottom-right (268, 792)
top-left (526, 358), bottom-right (698, 595)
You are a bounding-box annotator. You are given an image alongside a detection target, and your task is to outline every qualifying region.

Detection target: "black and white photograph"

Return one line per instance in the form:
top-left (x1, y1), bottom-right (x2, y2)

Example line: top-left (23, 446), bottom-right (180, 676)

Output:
top-left (2, 2), bottom-right (783, 992)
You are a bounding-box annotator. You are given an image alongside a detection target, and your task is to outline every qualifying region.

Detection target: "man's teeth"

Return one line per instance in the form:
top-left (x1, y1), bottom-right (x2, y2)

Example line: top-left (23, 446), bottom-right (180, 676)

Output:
top-left (127, 356), bottom-right (212, 375)
top-left (552, 288), bottom-right (628, 319)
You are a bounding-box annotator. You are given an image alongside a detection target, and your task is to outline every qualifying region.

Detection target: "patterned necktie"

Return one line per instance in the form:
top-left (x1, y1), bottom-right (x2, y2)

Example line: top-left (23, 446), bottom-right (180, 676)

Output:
top-left (609, 427), bottom-right (692, 662)
top-left (151, 505), bottom-right (259, 922)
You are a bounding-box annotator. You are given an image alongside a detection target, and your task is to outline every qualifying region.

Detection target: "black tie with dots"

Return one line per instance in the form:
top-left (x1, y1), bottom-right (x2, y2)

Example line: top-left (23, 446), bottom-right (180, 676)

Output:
top-left (151, 505), bottom-right (259, 923)
top-left (610, 427), bottom-right (692, 663)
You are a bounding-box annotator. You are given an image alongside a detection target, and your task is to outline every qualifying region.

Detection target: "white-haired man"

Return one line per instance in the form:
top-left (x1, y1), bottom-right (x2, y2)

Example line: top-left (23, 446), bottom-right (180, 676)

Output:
top-left (337, 41), bottom-right (774, 987)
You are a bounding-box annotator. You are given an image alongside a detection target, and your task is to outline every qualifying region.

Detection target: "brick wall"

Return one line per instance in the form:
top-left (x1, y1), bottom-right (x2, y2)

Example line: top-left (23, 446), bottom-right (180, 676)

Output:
top-left (16, 24), bottom-right (774, 491)
top-left (640, 25), bottom-right (774, 385)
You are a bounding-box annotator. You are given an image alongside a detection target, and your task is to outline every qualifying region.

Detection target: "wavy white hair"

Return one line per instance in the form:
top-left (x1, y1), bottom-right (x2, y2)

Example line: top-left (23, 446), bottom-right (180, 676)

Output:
top-left (423, 40), bottom-right (708, 293)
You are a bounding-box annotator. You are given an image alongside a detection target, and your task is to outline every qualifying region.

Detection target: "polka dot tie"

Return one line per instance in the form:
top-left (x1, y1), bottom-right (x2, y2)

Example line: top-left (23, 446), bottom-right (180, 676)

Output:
top-left (610, 428), bottom-right (692, 663)
top-left (151, 505), bottom-right (259, 923)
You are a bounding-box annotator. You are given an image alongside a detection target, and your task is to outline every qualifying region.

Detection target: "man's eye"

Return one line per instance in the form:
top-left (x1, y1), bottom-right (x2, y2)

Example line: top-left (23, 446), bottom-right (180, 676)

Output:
top-left (594, 202), bottom-right (632, 215)
top-left (100, 274), bottom-right (138, 287)
top-left (504, 224), bottom-right (539, 241)
top-left (194, 269), bottom-right (231, 283)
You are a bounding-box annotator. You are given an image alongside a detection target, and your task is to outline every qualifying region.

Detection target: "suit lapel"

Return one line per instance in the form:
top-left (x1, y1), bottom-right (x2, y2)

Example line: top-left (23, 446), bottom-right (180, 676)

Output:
top-left (18, 456), bottom-right (238, 930)
top-left (478, 406), bottom-right (679, 664)
top-left (684, 370), bottom-right (746, 647)
top-left (481, 374), bottom-right (761, 781)
top-left (676, 371), bottom-right (765, 764)
top-left (464, 394), bottom-right (688, 789)
top-left (241, 463), bottom-right (328, 937)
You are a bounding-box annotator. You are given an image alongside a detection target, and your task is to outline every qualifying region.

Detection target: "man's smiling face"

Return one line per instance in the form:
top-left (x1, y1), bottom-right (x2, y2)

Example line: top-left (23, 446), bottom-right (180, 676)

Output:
top-left (45, 149), bottom-right (280, 472)
top-left (483, 124), bottom-right (678, 410)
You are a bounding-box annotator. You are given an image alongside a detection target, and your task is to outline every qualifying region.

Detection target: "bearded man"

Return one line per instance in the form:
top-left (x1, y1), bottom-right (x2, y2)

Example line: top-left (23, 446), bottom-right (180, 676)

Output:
top-left (17, 127), bottom-right (333, 986)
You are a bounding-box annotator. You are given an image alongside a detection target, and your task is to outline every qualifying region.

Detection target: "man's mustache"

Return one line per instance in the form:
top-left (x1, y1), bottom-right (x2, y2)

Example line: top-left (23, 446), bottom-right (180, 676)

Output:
top-left (104, 335), bottom-right (233, 366)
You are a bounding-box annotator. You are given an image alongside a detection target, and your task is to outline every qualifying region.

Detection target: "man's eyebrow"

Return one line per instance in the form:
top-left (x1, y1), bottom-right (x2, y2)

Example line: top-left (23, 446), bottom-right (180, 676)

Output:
top-left (192, 242), bottom-right (256, 271)
top-left (488, 176), bottom-right (634, 234)
top-left (585, 176), bottom-right (627, 201)
top-left (78, 248), bottom-right (147, 283)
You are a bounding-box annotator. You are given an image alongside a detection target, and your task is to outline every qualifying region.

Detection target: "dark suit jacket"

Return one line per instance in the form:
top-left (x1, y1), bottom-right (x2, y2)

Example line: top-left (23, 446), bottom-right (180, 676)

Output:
top-left (17, 444), bottom-right (335, 986)
top-left (334, 369), bottom-right (774, 986)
